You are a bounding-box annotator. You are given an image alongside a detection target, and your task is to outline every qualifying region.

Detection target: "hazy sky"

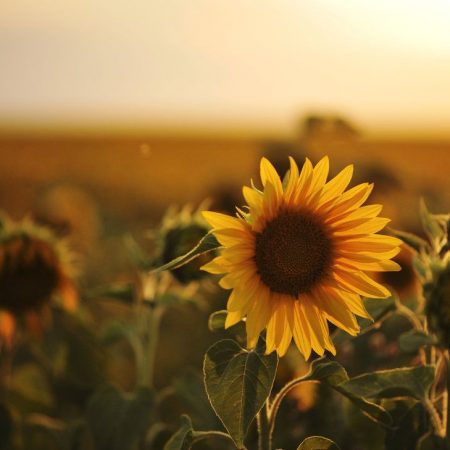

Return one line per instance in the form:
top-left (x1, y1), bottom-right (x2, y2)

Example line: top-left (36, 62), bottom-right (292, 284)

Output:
top-left (1, 0), bottom-right (450, 136)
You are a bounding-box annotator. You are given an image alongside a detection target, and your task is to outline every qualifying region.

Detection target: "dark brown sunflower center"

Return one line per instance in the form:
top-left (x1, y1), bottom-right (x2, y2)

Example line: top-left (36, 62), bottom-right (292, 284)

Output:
top-left (0, 235), bottom-right (60, 314)
top-left (254, 211), bottom-right (332, 297)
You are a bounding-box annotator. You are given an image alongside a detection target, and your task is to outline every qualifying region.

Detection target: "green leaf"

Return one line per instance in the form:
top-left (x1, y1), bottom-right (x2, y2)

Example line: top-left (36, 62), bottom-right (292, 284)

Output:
top-left (398, 330), bottom-right (436, 353)
top-left (297, 436), bottom-right (341, 450)
top-left (86, 385), bottom-right (154, 450)
top-left (152, 232), bottom-right (220, 274)
top-left (203, 339), bottom-right (278, 448)
top-left (339, 366), bottom-right (435, 401)
top-left (163, 415), bottom-right (193, 450)
top-left (302, 358), bottom-right (348, 385)
top-left (389, 228), bottom-right (428, 252)
top-left (300, 358), bottom-right (392, 427)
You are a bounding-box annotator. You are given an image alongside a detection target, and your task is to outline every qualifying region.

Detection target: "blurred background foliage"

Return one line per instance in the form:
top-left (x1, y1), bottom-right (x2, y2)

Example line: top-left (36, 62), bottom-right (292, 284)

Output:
top-left (0, 139), bottom-right (448, 449)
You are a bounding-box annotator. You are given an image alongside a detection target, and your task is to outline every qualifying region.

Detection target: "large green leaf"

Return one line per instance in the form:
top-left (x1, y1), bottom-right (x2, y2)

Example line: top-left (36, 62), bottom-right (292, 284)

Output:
top-left (294, 358), bottom-right (391, 426)
top-left (163, 415), bottom-right (193, 450)
top-left (297, 436), bottom-right (341, 450)
top-left (203, 339), bottom-right (278, 449)
top-left (339, 366), bottom-right (435, 401)
top-left (302, 358), bottom-right (348, 385)
top-left (152, 232), bottom-right (220, 274)
top-left (86, 385), bottom-right (154, 450)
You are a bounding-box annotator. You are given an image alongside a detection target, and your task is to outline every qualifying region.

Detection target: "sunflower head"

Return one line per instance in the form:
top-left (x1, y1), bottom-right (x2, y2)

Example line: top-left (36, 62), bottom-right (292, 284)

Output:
top-left (202, 156), bottom-right (401, 358)
top-left (158, 204), bottom-right (214, 284)
top-left (0, 214), bottom-right (77, 316)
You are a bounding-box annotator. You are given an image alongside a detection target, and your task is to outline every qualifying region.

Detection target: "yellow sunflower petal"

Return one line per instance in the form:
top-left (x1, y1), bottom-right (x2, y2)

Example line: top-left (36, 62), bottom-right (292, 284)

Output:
top-left (332, 217), bottom-right (391, 236)
top-left (291, 158), bottom-right (314, 204)
top-left (324, 183), bottom-right (374, 217)
top-left (266, 297), bottom-right (292, 355)
top-left (322, 286), bottom-right (371, 319)
top-left (260, 157), bottom-right (283, 197)
top-left (202, 211), bottom-right (246, 230)
top-left (200, 258), bottom-right (228, 274)
top-left (334, 270), bottom-right (391, 298)
top-left (337, 247), bottom-right (401, 262)
top-left (221, 245), bottom-right (255, 264)
top-left (308, 156), bottom-right (330, 197)
top-left (284, 156), bottom-right (300, 201)
top-left (219, 266), bottom-right (256, 289)
top-left (225, 310), bottom-right (244, 328)
top-left (213, 228), bottom-right (252, 246)
top-left (340, 235), bottom-right (402, 253)
top-left (319, 164), bottom-right (354, 204)
top-left (227, 277), bottom-right (259, 313)
top-left (261, 182), bottom-right (280, 223)
top-left (243, 186), bottom-right (263, 214)
top-left (312, 289), bottom-right (360, 335)
top-left (302, 298), bottom-right (334, 355)
top-left (292, 302), bottom-right (313, 360)
top-left (246, 287), bottom-right (272, 348)
top-left (328, 204), bottom-right (383, 226)
top-left (335, 258), bottom-right (402, 272)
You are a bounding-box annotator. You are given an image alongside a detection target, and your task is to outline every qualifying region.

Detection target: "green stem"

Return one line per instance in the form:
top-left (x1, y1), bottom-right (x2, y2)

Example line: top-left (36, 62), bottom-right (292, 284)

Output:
top-left (268, 377), bottom-right (315, 442)
top-left (423, 397), bottom-right (445, 437)
top-left (257, 404), bottom-right (271, 450)
top-left (139, 305), bottom-right (163, 388)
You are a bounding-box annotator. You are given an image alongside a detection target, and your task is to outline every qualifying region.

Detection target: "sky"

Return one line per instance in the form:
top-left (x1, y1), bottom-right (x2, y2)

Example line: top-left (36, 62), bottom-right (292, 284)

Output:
top-left (1, 0), bottom-right (450, 137)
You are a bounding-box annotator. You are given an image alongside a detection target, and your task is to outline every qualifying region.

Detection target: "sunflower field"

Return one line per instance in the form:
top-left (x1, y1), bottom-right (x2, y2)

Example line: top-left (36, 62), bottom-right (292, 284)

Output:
top-left (0, 146), bottom-right (449, 450)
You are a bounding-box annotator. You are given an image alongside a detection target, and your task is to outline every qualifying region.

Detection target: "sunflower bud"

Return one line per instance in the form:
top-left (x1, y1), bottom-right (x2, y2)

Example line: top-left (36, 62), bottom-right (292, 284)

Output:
top-left (158, 204), bottom-right (214, 284)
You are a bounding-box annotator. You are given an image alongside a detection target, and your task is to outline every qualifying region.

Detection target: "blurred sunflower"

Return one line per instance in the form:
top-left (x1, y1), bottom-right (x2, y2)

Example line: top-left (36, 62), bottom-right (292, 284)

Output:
top-left (158, 203), bottom-right (214, 284)
top-left (0, 214), bottom-right (78, 346)
top-left (202, 156), bottom-right (402, 358)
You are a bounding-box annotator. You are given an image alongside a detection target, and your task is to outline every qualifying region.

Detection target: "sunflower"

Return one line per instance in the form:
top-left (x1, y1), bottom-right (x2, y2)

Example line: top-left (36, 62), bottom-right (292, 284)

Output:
top-left (201, 156), bottom-right (402, 358)
top-left (0, 214), bottom-right (78, 345)
top-left (157, 203), bottom-right (215, 284)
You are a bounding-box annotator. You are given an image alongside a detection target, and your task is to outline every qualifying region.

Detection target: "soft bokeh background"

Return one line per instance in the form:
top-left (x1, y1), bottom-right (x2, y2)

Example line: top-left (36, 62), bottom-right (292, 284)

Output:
top-left (1, 2), bottom-right (450, 449)
top-left (1, 0), bottom-right (449, 361)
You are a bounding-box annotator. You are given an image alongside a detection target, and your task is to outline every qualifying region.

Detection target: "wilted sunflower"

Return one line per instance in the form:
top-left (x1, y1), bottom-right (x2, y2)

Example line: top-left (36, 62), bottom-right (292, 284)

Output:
top-left (0, 214), bottom-right (77, 344)
top-left (202, 156), bottom-right (402, 358)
